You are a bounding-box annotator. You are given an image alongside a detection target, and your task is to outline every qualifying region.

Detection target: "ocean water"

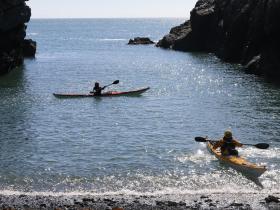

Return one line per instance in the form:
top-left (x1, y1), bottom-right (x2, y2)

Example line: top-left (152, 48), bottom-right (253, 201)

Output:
top-left (0, 19), bottom-right (279, 198)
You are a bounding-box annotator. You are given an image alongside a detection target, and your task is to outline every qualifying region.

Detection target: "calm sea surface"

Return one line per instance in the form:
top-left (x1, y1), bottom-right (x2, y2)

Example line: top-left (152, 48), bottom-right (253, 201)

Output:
top-left (0, 19), bottom-right (279, 196)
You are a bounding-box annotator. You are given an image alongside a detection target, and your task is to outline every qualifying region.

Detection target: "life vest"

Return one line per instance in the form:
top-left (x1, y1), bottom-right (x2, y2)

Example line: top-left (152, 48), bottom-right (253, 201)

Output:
top-left (93, 86), bottom-right (102, 95)
top-left (221, 138), bottom-right (236, 153)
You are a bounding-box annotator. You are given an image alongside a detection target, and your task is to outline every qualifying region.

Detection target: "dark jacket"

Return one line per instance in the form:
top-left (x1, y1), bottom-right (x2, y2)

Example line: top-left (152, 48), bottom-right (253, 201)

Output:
top-left (213, 138), bottom-right (243, 156)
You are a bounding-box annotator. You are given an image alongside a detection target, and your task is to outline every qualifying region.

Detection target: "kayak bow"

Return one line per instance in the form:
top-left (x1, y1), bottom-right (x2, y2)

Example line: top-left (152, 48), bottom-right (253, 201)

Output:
top-left (207, 141), bottom-right (267, 178)
top-left (53, 87), bottom-right (150, 98)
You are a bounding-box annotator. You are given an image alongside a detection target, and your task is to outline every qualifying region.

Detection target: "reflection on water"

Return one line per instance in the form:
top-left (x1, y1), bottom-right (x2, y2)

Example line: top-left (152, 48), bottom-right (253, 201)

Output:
top-left (0, 66), bottom-right (24, 88)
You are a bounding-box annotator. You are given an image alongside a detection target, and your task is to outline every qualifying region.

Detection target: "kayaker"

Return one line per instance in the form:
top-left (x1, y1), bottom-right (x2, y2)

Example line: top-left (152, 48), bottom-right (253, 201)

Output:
top-left (213, 130), bottom-right (243, 156)
top-left (91, 82), bottom-right (105, 96)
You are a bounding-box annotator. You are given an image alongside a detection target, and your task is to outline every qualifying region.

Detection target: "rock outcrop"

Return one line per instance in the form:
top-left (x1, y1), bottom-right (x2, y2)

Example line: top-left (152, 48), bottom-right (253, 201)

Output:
top-left (157, 0), bottom-right (280, 78)
top-left (0, 0), bottom-right (36, 75)
top-left (128, 37), bottom-right (154, 45)
top-left (23, 39), bottom-right (36, 57)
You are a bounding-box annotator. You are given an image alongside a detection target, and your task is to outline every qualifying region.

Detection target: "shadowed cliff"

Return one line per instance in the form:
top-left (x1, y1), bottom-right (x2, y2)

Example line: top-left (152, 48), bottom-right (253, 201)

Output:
top-left (157, 0), bottom-right (280, 78)
top-left (0, 0), bottom-right (36, 75)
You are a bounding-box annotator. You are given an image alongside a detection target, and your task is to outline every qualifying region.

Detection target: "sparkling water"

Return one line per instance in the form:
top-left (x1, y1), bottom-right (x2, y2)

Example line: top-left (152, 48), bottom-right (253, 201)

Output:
top-left (0, 19), bottom-right (279, 197)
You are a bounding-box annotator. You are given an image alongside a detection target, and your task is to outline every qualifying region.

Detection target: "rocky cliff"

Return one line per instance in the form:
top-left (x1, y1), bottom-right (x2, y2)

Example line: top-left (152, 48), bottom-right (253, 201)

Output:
top-left (0, 0), bottom-right (36, 75)
top-left (157, 0), bottom-right (280, 78)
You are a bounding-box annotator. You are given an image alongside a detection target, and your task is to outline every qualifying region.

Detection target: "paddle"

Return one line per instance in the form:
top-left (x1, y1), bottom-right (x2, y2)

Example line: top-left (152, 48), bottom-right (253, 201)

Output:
top-left (102, 80), bottom-right (119, 89)
top-left (195, 137), bottom-right (269, 149)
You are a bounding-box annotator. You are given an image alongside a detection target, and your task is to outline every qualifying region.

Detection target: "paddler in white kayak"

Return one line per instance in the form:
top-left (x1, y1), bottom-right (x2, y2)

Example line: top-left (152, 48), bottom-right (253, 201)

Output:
top-left (90, 80), bottom-right (120, 96)
top-left (213, 130), bottom-right (243, 156)
top-left (91, 82), bottom-right (105, 96)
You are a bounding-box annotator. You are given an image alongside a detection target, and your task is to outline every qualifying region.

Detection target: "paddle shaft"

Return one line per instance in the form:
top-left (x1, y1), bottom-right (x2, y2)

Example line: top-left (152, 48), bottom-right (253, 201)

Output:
top-left (242, 143), bottom-right (265, 147)
top-left (206, 140), bottom-right (257, 147)
top-left (194, 137), bottom-right (269, 149)
top-left (102, 80), bottom-right (119, 89)
top-left (102, 84), bottom-right (112, 89)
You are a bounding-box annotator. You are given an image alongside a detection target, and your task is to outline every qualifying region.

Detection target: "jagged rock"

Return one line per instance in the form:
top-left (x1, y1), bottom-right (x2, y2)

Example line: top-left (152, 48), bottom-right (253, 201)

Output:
top-left (157, 0), bottom-right (280, 79)
top-left (0, 3), bottom-right (30, 32)
top-left (189, 0), bottom-right (220, 51)
top-left (128, 37), bottom-right (154, 45)
top-left (156, 21), bottom-right (192, 49)
top-left (0, 0), bottom-right (33, 75)
top-left (23, 39), bottom-right (36, 57)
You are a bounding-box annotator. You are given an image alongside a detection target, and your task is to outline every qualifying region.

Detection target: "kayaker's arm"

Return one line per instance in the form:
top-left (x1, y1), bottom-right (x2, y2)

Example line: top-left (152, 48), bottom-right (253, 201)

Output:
top-left (233, 139), bottom-right (243, 147)
top-left (213, 140), bottom-right (223, 150)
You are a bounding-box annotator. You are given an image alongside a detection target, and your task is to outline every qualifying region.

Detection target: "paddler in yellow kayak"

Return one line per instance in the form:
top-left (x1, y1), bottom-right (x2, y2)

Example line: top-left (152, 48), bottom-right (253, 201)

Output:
top-left (213, 130), bottom-right (243, 156)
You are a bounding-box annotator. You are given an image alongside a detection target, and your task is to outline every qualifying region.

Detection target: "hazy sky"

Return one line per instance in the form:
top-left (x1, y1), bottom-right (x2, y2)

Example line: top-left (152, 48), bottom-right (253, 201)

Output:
top-left (27, 0), bottom-right (197, 18)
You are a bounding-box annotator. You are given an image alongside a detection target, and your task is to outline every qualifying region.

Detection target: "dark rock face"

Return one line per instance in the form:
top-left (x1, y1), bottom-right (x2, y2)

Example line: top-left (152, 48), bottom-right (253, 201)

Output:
top-left (23, 39), bottom-right (36, 57)
top-left (157, 0), bottom-right (280, 78)
top-left (128, 37), bottom-right (154, 45)
top-left (156, 21), bottom-right (194, 50)
top-left (0, 0), bottom-right (35, 75)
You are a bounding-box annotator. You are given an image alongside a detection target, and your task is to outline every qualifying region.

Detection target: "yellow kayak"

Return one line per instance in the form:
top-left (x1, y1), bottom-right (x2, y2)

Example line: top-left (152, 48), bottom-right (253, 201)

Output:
top-left (207, 141), bottom-right (267, 178)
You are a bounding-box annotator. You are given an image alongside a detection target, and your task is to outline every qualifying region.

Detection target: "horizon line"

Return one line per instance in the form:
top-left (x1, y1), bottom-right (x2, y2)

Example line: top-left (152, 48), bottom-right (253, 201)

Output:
top-left (30, 17), bottom-right (188, 19)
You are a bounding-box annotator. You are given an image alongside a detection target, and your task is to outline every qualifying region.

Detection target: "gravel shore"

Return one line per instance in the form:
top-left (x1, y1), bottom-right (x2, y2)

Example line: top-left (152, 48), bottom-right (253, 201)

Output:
top-left (0, 193), bottom-right (279, 210)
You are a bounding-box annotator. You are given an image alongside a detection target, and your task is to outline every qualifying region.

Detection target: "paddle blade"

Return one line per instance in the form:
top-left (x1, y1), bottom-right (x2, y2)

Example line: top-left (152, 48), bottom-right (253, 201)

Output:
top-left (113, 80), bottom-right (119, 85)
top-left (255, 143), bottom-right (269, 149)
top-left (195, 137), bottom-right (207, 142)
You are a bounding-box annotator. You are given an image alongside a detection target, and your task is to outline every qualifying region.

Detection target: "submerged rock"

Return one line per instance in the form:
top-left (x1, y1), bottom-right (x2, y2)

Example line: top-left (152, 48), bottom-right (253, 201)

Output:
top-left (128, 37), bottom-right (154, 45)
top-left (0, 0), bottom-right (34, 75)
top-left (157, 0), bottom-right (280, 79)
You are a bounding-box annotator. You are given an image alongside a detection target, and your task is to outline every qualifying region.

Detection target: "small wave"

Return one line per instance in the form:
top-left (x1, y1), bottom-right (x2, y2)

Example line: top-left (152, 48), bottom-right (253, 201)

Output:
top-left (27, 33), bottom-right (38, 36)
top-left (241, 147), bottom-right (280, 159)
top-left (0, 188), bottom-right (280, 197)
top-left (176, 149), bottom-right (215, 164)
top-left (98, 38), bottom-right (126, 42)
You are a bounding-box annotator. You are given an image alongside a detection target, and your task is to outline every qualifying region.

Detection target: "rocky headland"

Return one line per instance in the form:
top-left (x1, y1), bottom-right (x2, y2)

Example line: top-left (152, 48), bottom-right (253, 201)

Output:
top-left (0, 0), bottom-right (36, 75)
top-left (157, 0), bottom-right (280, 78)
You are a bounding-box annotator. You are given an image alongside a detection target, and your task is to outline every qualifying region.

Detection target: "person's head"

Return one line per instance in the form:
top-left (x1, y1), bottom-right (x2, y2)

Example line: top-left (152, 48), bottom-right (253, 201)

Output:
top-left (94, 82), bottom-right (100, 88)
top-left (223, 130), bottom-right (233, 141)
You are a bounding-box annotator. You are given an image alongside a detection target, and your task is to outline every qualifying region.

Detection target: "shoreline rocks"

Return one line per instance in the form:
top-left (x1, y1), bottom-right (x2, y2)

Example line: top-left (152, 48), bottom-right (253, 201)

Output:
top-left (157, 0), bottom-right (280, 78)
top-left (128, 37), bottom-right (154, 45)
top-left (0, 193), bottom-right (279, 209)
top-left (0, 0), bottom-right (36, 75)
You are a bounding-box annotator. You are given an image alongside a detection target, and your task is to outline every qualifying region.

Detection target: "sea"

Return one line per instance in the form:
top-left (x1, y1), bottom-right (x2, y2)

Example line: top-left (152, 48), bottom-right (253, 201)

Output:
top-left (0, 18), bottom-right (279, 201)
